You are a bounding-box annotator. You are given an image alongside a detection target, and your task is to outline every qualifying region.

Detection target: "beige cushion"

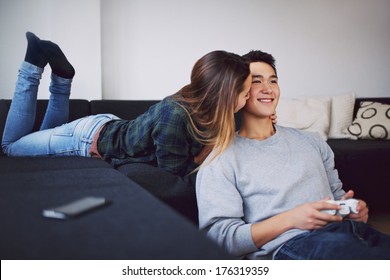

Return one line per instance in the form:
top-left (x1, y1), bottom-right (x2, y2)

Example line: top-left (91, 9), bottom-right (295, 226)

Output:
top-left (328, 92), bottom-right (356, 139)
top-left (277, 96), bottom-right (331, 140)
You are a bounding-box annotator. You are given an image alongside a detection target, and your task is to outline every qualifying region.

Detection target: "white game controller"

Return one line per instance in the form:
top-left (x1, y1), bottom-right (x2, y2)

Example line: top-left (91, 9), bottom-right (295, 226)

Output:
top-left (321, 198), bottom-right (359, 217)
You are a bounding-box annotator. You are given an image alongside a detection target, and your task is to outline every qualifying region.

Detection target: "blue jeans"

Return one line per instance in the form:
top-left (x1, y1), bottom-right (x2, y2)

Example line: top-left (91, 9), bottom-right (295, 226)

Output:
top-left (2, 62), bottom-right (118, 157)
top-left (274, 221), bottom-right (390, 260)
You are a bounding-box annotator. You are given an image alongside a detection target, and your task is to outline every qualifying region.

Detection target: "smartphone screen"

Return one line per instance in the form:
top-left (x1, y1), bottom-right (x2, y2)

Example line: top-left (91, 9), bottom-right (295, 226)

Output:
top-left (42, 196), bottom-right (111, 219)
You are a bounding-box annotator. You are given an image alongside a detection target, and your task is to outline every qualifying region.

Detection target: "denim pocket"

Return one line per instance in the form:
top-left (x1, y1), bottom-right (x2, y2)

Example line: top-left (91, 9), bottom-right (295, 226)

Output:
top-left (52, 119), bottom-right (82, 137)
top-left (49, 119), bottom-right (84, 155)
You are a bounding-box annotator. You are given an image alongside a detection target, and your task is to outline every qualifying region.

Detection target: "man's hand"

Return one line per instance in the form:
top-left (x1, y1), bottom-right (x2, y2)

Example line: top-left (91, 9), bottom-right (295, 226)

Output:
top-left (287, 198), bottom-right (343, 230)
top-left (342, 190), bottom-right (369, 223)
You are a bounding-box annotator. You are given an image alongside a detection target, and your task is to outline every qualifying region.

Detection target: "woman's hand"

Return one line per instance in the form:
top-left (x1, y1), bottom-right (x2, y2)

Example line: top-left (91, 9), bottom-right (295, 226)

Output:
top-left (270, 112), bottom-right (277, 124)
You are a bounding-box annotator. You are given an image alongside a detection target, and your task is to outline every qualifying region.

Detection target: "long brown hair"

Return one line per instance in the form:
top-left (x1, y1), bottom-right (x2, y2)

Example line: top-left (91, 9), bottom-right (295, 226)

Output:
top-left (175, 50), bottom-right (250, 164)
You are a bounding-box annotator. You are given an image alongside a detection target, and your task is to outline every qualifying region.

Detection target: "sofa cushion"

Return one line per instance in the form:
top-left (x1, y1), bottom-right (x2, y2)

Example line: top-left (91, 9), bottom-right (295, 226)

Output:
top-left (118, 163), bottom-right (198, 224)
top-left (328, 92), bottom-right (356, 139)
top-left (277, 96), bottom-right (331, 140)
top-left (0, 156), bottom-right (110, 174)
top-left (353, 98), bottom-right (390, 116)
top-left (347, 101), bottom-right (390, 139)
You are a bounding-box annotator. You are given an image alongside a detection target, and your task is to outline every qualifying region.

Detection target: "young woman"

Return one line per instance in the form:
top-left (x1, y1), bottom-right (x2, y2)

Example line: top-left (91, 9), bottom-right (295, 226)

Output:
top-left (1, 32), bottom-right (252, 176)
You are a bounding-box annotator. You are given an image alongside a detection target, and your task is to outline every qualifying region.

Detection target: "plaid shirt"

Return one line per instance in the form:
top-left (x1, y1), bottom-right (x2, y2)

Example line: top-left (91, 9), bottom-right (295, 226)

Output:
top-left (97, 95), bottom-right (202, 176)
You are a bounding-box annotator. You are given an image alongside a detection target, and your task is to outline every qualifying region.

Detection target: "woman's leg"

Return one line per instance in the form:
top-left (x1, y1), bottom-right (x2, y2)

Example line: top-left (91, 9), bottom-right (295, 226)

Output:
top-left (40, 74), bottom-right (72, 130)
top-left (2, 32), bottom-right (47, 153)
top-left (4, 114), bottom-right (118, 157)
top-left (2, 32), bottom-right (50, 152)
top-left (2, 32), bottom-right (75, 155)
top-left (1, 63), bottom-right (44, 152)
top-left (40, 36), bottom-right (75, 130)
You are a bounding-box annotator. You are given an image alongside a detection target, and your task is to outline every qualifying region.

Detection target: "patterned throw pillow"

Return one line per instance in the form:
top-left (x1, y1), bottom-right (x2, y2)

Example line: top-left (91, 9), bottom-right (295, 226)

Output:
top-left (346, 101), bottom-right (390, 139)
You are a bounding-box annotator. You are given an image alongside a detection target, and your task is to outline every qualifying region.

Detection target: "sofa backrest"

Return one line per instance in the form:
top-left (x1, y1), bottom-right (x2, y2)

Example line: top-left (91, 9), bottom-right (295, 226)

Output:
top-left (90, 100), bottom-right (159, 120)
top-left (1, 97), bottom-right (390, 153)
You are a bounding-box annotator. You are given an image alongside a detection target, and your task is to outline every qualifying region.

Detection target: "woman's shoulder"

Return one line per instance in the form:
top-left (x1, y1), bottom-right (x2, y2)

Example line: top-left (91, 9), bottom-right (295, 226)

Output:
top-left (139, 94), bottom-right (189, 130)
top-left (157, 94), bottom-right (187, 114)
top-left (140, 94), bottom-right (184, 119)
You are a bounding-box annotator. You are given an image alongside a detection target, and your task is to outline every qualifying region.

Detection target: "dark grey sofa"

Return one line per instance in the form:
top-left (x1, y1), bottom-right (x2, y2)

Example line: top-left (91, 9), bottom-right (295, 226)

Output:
top-left (327, 98), bottom-right (390, 211)
top-left (0, 99), bottom-right (226, 260)
top-left (0, 97), bottom-right (389, 259)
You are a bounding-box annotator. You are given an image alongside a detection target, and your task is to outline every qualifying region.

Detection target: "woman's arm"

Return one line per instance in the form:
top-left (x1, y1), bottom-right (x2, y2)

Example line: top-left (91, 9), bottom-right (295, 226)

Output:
top-left (152, 104), bottom-right (199, 176)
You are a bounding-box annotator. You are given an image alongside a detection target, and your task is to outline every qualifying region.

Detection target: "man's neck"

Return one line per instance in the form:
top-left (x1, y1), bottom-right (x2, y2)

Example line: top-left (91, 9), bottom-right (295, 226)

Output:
top-left (238, 115), bottom-right (275, 141)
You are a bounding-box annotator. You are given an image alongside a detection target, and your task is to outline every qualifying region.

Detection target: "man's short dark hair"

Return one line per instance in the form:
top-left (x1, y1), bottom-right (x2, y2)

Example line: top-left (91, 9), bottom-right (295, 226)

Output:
top-left (242, 50), bottom-right (277, 75)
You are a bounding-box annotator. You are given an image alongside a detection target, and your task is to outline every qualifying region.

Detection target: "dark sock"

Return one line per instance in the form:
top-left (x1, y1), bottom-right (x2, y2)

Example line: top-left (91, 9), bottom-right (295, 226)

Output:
top-left (24, 32), bottom-right (48, 68)
top-left (40, 40), bottom-right (75, 79)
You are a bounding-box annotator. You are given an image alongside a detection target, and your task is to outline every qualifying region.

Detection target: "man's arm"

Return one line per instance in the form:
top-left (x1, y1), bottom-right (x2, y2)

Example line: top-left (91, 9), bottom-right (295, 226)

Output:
top-left (251, 199), bottom-right (342, 248)
top-left (196, 154), bottom-right (259, 257)
top-left (316, 136), bottom-right (369, 223)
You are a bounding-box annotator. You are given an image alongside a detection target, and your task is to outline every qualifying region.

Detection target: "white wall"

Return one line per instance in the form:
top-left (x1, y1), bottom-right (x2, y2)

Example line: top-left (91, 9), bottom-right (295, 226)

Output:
top-left (0, 0), bottom-right (101, 100)
top-left (1, 0), bottom-right (389, 100)
top-left (101, 0), bottom-right (390, 100)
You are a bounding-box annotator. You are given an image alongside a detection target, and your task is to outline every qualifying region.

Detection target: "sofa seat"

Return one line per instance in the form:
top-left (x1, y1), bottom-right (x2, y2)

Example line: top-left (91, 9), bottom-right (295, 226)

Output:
top-left (118, 163), bottom-right (198, 223)
top-left (0, 156), bottom-right (228, 259)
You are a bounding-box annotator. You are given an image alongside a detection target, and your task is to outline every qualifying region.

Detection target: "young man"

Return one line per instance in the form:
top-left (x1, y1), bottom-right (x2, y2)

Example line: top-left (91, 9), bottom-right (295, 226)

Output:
top-left (196, 50), bottom-right (390, 259)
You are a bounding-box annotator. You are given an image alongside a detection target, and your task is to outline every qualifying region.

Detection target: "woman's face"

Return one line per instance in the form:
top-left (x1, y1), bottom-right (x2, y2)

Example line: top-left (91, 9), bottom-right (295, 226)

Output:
top-left (234, 74), bottom-right (252, 113)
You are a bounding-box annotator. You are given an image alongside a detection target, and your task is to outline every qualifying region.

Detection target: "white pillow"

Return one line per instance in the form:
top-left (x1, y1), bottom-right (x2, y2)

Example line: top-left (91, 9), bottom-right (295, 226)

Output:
top-left (328, 92), bottom-right (356, 139)
top-left (346, 101), bottom-right (390, 140)
top-left (277, 96), bottom-right (331, 140)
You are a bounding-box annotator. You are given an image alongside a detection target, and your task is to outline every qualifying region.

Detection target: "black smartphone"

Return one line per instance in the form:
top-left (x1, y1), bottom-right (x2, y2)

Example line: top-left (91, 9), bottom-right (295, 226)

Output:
top-left (42, 196), bottom-right (111, 219)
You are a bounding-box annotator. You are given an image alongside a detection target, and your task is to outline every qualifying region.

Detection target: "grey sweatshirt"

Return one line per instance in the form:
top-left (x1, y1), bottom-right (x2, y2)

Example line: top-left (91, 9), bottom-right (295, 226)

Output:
top-left (196, 125), bottom-right (345, 259)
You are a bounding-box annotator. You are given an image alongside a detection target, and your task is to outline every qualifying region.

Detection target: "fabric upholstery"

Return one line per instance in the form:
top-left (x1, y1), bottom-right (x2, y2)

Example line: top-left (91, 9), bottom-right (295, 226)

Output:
top-left (0, 97), bottom-right (389, 259)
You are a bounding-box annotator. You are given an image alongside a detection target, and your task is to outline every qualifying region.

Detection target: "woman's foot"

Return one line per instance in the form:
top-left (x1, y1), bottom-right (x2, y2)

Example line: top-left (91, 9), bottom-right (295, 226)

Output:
top-left (40, 39), bottom-right (75, 79)
top-left (24, 32), bottom-right (75, 79)
top-left (24, 32), bottom-right (48, 68)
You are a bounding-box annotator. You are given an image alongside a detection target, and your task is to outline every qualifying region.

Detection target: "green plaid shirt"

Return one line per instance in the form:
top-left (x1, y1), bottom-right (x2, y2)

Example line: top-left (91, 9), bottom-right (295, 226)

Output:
top-left (97, 95), bottom-right (202, 176)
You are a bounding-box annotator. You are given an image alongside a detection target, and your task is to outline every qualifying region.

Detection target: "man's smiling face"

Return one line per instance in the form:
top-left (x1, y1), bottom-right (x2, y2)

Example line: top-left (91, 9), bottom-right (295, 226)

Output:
top-left (244, 62), bottom-right (280, 119)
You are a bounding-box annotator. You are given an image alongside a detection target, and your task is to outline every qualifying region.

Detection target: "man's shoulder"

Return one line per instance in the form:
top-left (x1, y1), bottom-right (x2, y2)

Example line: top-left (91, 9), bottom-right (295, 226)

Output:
top-left (277, 125), bottom-right (322, 140)
top-left (276, 125), bottom-right (328, 153)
